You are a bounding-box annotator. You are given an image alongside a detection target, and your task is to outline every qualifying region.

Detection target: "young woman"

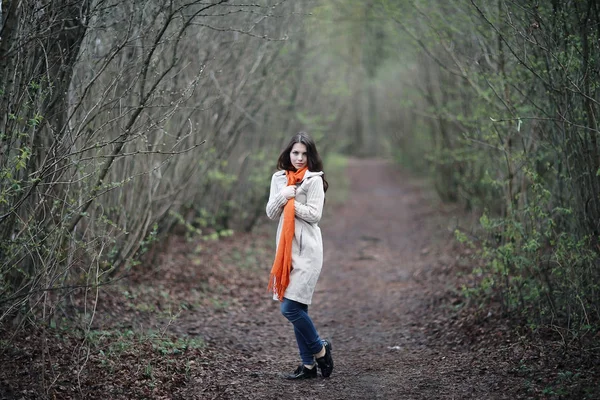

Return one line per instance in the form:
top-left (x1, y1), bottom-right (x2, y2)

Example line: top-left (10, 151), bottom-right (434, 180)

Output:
top-left (265, 132), bottom-right (334, 380)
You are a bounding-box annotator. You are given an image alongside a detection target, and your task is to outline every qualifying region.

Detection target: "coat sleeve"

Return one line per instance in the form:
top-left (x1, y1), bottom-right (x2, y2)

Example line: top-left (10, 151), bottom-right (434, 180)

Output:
top-left (266, 173), bottom-right (287, 220)
top-left (294, 176), bottom-right (324, 224)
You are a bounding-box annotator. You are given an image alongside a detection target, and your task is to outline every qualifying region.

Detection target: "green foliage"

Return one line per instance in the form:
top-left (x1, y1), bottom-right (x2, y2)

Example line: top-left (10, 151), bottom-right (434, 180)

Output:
top-left (169, 208), bottom-right (235, 242)
top-left (139, 223), bottom-right (159, 255)
top-left (468, 164), bottom-right (599, 331)
top-left (380, 0), bottom-right (600, 336)
top-left (170, 209), bottom-right (204, 238)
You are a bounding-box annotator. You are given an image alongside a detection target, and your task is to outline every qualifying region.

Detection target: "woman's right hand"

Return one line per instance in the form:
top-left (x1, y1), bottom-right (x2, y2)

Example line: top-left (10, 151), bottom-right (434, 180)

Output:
top-left (280, 185), bottom-right (296, 199)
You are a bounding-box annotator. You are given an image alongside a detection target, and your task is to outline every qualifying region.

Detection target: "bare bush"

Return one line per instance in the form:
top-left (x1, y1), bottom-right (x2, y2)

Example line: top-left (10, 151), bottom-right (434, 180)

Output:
top-left (0, 0), bottom-right (325, 328)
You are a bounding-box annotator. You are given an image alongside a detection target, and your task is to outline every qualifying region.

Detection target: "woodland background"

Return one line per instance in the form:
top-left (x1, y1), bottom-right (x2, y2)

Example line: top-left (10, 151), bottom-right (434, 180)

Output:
top-left (1, 0), bottom-right (599, 397)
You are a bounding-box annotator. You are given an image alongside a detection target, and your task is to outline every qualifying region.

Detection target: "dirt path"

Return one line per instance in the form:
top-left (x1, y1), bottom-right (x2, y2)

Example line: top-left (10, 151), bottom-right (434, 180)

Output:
top-left (180, 159), bottom-right (516, 399)
top-left (3, 159), bottom-right (593, 399)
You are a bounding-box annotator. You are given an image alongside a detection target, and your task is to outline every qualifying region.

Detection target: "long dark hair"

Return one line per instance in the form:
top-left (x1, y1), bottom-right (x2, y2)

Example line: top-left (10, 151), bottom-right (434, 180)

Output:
top-left (277, 132), bottom-right (329, 193)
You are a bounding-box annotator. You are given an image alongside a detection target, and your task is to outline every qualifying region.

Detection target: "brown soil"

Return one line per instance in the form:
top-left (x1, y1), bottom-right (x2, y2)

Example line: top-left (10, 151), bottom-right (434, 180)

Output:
top-left (1, 159), bottom-right (598, 399)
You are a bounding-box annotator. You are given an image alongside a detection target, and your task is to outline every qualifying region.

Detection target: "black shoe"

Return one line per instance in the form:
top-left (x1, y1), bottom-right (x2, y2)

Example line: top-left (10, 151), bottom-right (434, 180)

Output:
top-left (284, 364), bottom-right (317, 380)
top-left (316, 339), bottom-right (334, 378)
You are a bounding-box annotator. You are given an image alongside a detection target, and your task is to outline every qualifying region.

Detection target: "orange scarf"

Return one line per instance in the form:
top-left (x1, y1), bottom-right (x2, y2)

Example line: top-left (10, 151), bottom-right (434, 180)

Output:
top-left (268, 167), bottom-right (308, 301)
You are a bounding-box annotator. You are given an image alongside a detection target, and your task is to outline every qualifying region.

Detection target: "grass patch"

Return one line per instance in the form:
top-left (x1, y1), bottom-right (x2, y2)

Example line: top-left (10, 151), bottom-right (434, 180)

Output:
top-left (221, 243), bottom-right (271, 271)
top-left (84, 327), bottom-right (205, 359)
top-left (323, 152), bottom-right (349, 207)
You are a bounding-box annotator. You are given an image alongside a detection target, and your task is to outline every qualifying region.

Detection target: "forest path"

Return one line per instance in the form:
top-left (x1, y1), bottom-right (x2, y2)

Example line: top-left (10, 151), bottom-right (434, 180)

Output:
top-left (184, 159), bottom-right (514, 399)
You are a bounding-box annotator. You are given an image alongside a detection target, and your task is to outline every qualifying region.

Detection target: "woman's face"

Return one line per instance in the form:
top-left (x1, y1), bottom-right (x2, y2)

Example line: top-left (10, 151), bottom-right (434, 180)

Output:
top-left (290, 142), bottom-right (308, 170)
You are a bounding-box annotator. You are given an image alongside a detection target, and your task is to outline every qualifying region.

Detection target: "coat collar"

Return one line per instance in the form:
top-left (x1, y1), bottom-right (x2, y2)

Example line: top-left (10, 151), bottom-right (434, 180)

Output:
top-left (275, 169), bottom-right (323, 180)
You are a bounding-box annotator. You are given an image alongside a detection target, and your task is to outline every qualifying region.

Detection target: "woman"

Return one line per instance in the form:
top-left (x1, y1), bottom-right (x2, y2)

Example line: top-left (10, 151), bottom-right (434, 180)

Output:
top-left (265, 132), bottom-right (334, 380)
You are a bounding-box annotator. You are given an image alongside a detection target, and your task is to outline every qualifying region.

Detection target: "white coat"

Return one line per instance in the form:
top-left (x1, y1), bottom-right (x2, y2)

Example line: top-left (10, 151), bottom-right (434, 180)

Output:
top-left (266, 170), bottom-right (325, 305)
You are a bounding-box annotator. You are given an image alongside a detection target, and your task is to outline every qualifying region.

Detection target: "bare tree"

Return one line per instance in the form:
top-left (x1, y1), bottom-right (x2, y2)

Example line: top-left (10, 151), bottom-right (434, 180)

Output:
top-left (0, 0), bottom-right (316, 328)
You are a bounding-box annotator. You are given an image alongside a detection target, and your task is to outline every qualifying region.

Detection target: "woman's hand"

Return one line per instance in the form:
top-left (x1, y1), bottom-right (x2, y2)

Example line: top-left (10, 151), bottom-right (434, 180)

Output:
top-left (280, 185), bottom-right (297, 199)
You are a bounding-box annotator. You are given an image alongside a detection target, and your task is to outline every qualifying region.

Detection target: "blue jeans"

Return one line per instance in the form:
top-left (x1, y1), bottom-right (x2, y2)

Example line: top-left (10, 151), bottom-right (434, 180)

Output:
top-left (280, 298), bottom-right (324, 365)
